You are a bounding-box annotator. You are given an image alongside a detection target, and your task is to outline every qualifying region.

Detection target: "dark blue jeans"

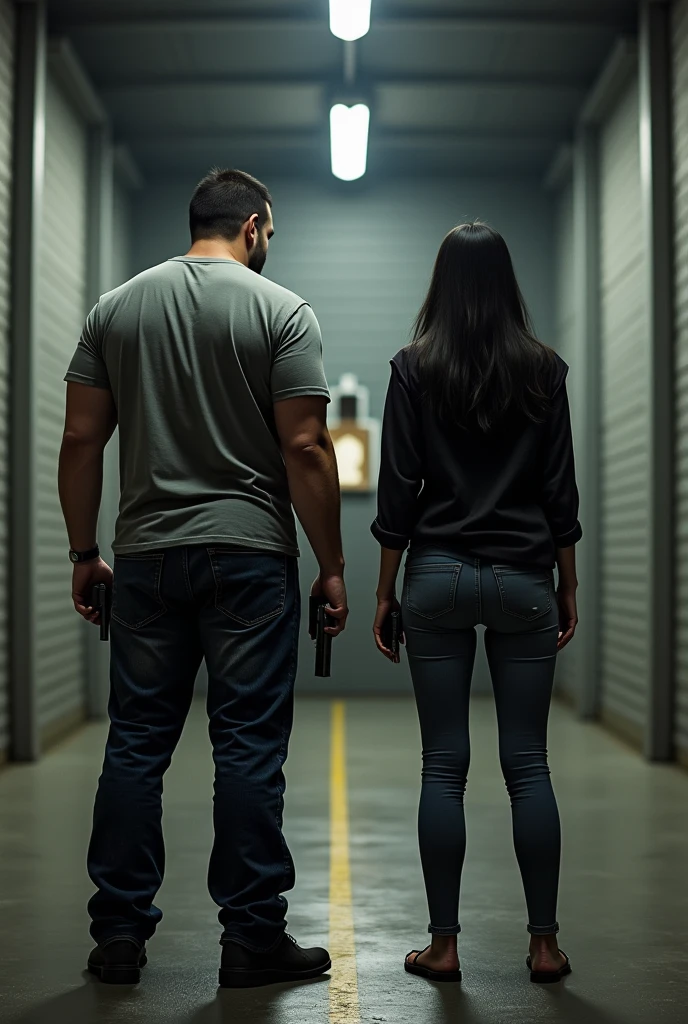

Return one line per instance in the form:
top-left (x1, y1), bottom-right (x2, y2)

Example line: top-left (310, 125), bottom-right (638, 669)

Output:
top-left (403, 547), bottom-right (561, 938)
top-left (87, 546), bottom-right (300, 952)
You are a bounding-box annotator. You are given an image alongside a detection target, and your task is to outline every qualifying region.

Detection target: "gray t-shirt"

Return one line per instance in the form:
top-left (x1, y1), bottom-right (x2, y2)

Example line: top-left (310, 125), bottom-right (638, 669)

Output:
top-left (65, 256), bottom-right (330, 557)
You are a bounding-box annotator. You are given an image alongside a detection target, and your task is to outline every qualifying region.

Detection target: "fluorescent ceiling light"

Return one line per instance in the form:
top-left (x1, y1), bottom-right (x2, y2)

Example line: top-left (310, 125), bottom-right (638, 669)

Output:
top-left (330, 103), bottom-right (370, 181)
top-left (330, 0), bottom-right (372, 41)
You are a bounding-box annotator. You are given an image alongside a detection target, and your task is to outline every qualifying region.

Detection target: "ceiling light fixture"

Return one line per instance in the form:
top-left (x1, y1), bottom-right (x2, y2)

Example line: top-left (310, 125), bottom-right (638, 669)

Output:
top-left (330, 103), bottom-right (370, 181)
top-left (329, 0), bottom-right (372, 42)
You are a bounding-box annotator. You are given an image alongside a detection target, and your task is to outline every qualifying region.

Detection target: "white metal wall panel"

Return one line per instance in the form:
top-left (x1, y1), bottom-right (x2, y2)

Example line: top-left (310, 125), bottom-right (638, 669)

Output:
top-left (112, 177), bottom-right (132, 290)
top-left (102, 175), bottom-right (131, 564)
top-left (0, 0), bottom-right (14, 758)
top-left (553, 177), bottom-right (580, 703)
top-left (598, 76), bottom-right (651, 745)
top-left (35, 73), bottom-right (89, 740)
top-left (87, 176), bottom-right (129, 717)
top-left (673, 0), bottom-right (688, 765)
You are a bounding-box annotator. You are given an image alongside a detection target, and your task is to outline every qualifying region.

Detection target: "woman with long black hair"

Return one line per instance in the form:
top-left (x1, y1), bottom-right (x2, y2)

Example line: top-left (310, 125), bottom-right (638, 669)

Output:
top-left (371, 223), bottom-right (580, 985)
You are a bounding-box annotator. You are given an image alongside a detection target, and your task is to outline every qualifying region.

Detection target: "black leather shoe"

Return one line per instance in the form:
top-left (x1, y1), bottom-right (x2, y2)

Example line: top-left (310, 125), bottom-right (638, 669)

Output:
top-left (219, 933), bottom-right (331, 988)
top-left (87, 936), bottom-right (147, 985)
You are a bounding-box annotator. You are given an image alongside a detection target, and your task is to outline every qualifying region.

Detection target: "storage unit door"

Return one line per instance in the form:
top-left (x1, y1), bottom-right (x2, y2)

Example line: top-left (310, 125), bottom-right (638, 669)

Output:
top-left (673, 0), bottom-right (688, 767)
top-left (0, 0), bottom-right (14, 760)
top-left (87, 175), bottom-right (130, 717)
top-left (112, 176), bottom-right (132, 290)
top-left (35, 71), bottom-right (89, 745)
top-left (553, 176), bottom-right (579, 704)
top-left (598, 75), bottom-right (651, 747)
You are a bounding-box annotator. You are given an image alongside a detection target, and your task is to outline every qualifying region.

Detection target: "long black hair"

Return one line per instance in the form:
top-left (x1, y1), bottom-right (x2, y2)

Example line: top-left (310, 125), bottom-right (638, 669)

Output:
top-left (411, 222), bottom-right (555, 432)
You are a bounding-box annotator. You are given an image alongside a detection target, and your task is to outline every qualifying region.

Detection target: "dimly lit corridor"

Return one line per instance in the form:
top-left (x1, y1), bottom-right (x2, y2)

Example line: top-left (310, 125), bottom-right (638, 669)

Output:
top-left (1, 0), bottom-right (688, 1021)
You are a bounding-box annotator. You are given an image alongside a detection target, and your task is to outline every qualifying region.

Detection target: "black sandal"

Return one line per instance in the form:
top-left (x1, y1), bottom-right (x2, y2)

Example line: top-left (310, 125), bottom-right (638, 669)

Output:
top-left (526, 949), bottom-right (572, 984)
top-left (404, 946), bottom-right (462, 984)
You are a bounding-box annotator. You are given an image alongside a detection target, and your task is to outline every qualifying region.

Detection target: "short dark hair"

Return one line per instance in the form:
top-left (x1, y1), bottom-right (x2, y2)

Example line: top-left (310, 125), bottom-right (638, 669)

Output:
top-left (189, 168), bottom-right (273, 242)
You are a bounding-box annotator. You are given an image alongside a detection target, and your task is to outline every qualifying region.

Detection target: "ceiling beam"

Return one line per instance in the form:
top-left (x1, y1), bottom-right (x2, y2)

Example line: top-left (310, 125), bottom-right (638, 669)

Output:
top-left (125, 130), bottom-right (325, 149)
top-left (123, 128), bottom-right (565, 147)
top-left (55, 15), bottom-right (628, 35)
top-left (100, 76), bottom-right (587, 94)
top-left (379, 128), bottom-right (567, 145)
top-left (375, 8), bottom-right (635, 30)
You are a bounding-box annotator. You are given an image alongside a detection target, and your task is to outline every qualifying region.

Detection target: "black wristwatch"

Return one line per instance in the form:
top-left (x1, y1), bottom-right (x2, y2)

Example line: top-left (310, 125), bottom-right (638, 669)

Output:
top-left (69, 545), bottom-right (100, 564)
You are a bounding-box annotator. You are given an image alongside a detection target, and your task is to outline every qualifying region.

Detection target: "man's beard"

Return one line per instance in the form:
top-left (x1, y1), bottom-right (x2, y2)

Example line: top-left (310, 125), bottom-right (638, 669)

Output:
top-left (248, 240), bottom-right (268, 275)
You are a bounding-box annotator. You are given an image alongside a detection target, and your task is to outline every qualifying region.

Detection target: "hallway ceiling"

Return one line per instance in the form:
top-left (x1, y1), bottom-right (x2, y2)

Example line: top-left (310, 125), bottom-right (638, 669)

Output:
top-left (50, 0), bottom-right (639, 180)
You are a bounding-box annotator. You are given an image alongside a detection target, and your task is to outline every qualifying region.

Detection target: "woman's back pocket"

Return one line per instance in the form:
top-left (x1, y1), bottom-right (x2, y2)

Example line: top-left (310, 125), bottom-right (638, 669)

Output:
top-left (492, 566), bottom-right (552, 621)
top-left (405, 563), bottom-right (462, 620)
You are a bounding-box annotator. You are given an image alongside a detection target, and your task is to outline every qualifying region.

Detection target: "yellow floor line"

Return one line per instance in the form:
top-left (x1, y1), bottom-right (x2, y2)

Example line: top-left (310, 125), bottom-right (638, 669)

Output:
top-left (329, 700), bottom-right (361, 1024)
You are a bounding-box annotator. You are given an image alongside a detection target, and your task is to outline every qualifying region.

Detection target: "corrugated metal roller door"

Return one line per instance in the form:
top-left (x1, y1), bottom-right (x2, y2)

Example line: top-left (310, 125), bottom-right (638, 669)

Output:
top-left (103, 176), bottom-right (131, 566)
top-left (0, 0), bottom-right (13, 759)
top-left (35, 72), bottom-right (89, 743)
top-left (673, 0), bottom-right (688, 767)
top-left (598, 75), bottom-right (651, 746)
top-left (88, 176), bottom-right (130, 717)
top-left (552, 177), bottom-right (579, 704)
top-left (112, 177), bottom-right (132, 290)
top-left (100, 177), bottom-right (132, 573)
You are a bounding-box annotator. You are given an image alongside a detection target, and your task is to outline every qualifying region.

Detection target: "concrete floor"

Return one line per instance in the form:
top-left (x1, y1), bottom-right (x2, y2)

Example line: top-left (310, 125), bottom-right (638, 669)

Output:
top-left (0, 696), bottom-right (687, 1024)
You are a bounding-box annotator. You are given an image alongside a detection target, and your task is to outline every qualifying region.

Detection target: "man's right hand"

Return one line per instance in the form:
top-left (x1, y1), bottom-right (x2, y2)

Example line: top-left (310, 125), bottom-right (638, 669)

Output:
top-left (275, 398), bottom-right (348, 636)
top-left (72, 557), bottom-right (113, 624)
top-left (311, 574), bottom-right (348, 637)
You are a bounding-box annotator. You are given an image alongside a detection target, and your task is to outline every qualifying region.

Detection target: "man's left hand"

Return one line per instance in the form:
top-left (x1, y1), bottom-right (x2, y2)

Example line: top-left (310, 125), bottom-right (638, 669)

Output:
top-left (72, 558), bottom-right (113, 623)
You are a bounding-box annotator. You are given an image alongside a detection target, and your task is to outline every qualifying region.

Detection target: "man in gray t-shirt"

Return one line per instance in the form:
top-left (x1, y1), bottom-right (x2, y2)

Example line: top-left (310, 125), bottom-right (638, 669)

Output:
top-left (66, 256), bottom-right (330, 557)
top-left (59, 169), bottom-right (347, 987)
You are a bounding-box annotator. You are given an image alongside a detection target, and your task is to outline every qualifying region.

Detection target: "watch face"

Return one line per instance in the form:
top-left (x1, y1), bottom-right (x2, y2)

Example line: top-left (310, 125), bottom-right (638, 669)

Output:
top-left (70, 552), bottom-right (79, 563)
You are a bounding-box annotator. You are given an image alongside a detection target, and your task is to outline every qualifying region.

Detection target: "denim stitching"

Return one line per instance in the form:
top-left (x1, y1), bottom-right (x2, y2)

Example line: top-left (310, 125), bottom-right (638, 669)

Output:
top-left (429, 923), bottom-right (462, 935)
top-left (207, 549), bottom-right (222, 608)
top-left (406, 564), bottom-right (461, 620)
top-left (207, 549), bottom-right (286, 626)
top-left (491, 567), bottom-right (552, 621)
top-left (111, 553), bottom-right (168, 630)
top-left (277, 560), bottom-right (298, 889)
top-left (181, 547), bottom-right (194, 601)
top-left (528, 922), bottom-right (560, 936)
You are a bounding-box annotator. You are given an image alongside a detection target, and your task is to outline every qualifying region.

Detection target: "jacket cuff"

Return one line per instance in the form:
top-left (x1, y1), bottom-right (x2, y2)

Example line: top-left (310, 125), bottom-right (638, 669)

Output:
top-left (370, 519), bottom-right (410, 551)
top-left (553, 521), bottom-right (583, 548)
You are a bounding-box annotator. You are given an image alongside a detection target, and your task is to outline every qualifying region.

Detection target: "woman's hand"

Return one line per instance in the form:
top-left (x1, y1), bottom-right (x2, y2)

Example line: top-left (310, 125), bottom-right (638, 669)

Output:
top-left (556, 586), bottom-right (578, 651)
top-left (373, 595), bottom-right (405, 663)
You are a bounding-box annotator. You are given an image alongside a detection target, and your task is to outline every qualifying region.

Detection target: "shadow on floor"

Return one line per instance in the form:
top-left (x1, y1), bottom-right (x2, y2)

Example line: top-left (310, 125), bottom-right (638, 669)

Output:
top-left (183, 975), bottom-right (329, 1024)
top-left (430, 982), bottom-right (628, 1024)
top-left (538, 990), bottom-right (629, 1024)
top-left (15, 980), bottom-right (146, 1024)
top-left (11, 971), bottom-right (637, 1024)
top-left (14, 973), bottom-right (330, 1024)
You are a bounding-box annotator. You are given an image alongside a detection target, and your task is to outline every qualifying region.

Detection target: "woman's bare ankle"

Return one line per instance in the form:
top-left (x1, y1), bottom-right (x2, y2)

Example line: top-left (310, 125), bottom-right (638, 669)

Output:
top-left (406, 935), bottom-right (460, 970)
top-left (431, 935), bottom-right (458, 954)
top-left (529, 934), bottom-right (564, 969)
top-left (427, 936), bottom-right (460, 968)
